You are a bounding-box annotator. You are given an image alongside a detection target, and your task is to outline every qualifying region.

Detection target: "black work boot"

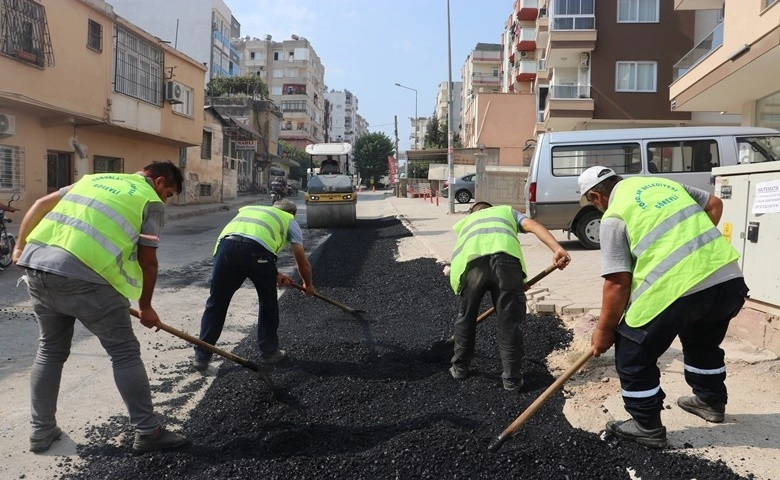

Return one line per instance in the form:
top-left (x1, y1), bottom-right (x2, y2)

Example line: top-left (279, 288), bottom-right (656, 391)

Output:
top-left (606, 419), bottom-right (668, 448)
top-left (677, 395), bottom-right (725, 423)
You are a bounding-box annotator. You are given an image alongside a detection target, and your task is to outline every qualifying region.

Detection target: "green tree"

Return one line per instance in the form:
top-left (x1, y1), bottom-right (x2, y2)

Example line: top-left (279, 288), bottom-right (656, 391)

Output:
top-left (353, 132), bottom-right (395, 185)
top-left (280, 141), bottom-right (310, 185)
top-left (207, 75), bottom-right (269, 98)
top-left (424, 113), bottom-right (445, 149)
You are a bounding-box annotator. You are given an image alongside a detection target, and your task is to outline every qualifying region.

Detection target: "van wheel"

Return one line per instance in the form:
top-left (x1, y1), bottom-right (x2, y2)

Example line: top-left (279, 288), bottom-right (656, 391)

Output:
top-left (455, 190), bottom-right (472, 203)
top-left (574, 211), bottom-right (602, 250)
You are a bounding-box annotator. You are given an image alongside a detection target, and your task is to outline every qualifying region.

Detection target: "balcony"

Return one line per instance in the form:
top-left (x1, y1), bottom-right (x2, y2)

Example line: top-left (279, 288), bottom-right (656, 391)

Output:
top-left (515, 26), bottom-right (537, 51)
top-left (472, 52), bottom-right (502, 64)
top-left (471, 72), bottom-right (501, 86)
top-left (514, 59), bottom-right (537, 81)
top-left (536, 16), bottom-right (549, 46)
top-left (674, 0), bottom-right (723, 9)
top-left (672, 22), bottom-right (723, 81)
top-left (515, 0), bottom-right (538, 21)
top-left (536, 58), bottom-right (549, 81)
top-left (542, 84), bottom-right (594, 130)
top-left (546, 28), bottom-right (597, 68)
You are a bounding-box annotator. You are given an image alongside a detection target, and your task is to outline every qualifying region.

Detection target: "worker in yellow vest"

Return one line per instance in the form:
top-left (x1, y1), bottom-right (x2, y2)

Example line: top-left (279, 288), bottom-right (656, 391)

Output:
top-left (13, 161), bottom-right (188, 455)
top-left (578, 166), bottom-right (748, 449)
top-left (192, 198), bottom-right (314, 372)
top-left (448, 202), bottom-right (570, 392)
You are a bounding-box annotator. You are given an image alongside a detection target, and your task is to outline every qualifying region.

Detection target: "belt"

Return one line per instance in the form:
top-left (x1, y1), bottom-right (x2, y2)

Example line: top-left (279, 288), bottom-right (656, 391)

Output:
top-left (223, 235), bottom-right (257, 244)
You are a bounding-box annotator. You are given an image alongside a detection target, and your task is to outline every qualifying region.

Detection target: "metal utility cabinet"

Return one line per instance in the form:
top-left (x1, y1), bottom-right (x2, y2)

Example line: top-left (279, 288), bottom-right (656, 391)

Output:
top-left (715, 162), bottom-right (780, 306)
top-left (714, 162), bottom-right (780, 354)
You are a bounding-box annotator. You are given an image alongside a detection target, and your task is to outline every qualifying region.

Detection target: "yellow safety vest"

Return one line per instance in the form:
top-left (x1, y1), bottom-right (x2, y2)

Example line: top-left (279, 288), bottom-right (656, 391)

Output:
top-left (450, 205), bottom-right (527, 293)
top-left (26, 174), bottom-right (161, 300)
top-left (603, 177), bottom-right (739, 327)
top-left (215, 206), bottom-right (293, 255)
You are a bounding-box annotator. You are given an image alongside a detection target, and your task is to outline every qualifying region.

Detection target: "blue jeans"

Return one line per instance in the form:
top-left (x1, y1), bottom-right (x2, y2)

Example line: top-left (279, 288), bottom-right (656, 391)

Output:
top-left (196, 237), bottom-right (279, 362)
top-left (25, 270), bottom-right (159, 438)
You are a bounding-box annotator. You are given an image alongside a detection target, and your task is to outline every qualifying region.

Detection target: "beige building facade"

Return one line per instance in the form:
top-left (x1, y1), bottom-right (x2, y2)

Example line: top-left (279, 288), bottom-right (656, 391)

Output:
top-left (0, 0), bottom-right (205, 212)
top-left (670, 0), bottom-right (779, 129)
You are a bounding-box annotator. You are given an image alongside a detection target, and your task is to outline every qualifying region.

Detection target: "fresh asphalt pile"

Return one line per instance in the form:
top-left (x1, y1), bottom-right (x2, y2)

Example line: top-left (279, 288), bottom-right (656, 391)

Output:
top-left (64, 217), bottom-right (748, 479)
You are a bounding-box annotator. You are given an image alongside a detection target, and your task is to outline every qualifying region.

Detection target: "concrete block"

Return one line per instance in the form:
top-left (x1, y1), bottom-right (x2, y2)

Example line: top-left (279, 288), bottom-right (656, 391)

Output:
top-left (727, 308), bottom-right (767, 351)
top-left (535, 301), bottom-right (557, 314)
top-left (561, 304), bottom-right (587, 315)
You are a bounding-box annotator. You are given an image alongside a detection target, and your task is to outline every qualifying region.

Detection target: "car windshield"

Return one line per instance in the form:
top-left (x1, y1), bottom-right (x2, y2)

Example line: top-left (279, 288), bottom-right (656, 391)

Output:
top-left (307, 175), bottom-right (354, 194)
top-left (737, 136), bottom-right (780, 163)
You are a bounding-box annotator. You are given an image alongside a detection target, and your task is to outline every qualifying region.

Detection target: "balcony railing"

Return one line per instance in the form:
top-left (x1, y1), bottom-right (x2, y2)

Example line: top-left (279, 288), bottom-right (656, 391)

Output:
top-left (550, 84), bottom-right (591, 99)
top-left (537, 58), bottom-right (547, 71)
top-left (672, 22), bottom-right (723, 81)
top-left (472, 72), bottom-right (501, 85)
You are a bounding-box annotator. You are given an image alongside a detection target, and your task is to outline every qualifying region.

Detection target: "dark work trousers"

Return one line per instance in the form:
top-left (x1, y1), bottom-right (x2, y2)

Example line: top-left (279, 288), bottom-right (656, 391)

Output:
top-left (195, 236), bottom-right (279, 362)
top-left (451, 253), bottom-right (526, 382)
top-left (615, 277), bottom-right (748, 427)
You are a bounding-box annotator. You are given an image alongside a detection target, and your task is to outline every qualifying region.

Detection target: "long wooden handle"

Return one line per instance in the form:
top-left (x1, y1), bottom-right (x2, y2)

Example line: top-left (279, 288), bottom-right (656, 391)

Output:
top-left (488, 350), bottom-right (593, 452)
top-left (289, 283), bottom-right (361, 314)
top-left (129, 308), bottom-right (273, 386)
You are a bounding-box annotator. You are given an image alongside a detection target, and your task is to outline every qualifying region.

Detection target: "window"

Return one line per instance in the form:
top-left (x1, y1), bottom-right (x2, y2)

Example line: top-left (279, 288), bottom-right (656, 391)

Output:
top-left (273, 51), bottom-right (280, 60)
top-left (736, 136), bottom-right (780, 164)
top-left (271, 86), bottom-right (282, 95)
top-left (0, 0), bottom-right (53, 67)
top-left (552, 0), bottom-right (595, 30)
top-left (0, 145), bottom-right (25, 190)
top-left (199, 184), bottom-right (212, 196)
top-left (273, 69), bottom-right (284, 78)
top-left (87, 19), bottom-right (102, 51)
top-left (93, 156), bottom-right (123, 173)
top-left (647, 140), bottom-right (719, 173)
top-left (764, 0), bottom-right (777, 9)
top-left (617, 0), bottom-right (659, 23)
top-left (114, 26), bottom-right (163, 105)
top-left (280, 100), bottom-right (308, 112)
top-left (551, 143), bottom-right (641, 176)
top-left (172, 84), bottom-right (195, 116)
top-left (250, 51), bottom-right (255, 60)
top-left (616, 61), bottom-right (656, 92)
top-left (296, 122), bottom-right (305, 131)
top-left (201, 131), bottom-right (212, 159)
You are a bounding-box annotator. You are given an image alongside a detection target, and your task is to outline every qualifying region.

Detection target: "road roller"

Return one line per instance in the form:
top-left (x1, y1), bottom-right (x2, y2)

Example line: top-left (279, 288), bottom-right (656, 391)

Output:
top-left (304, 143), bottom-right (357, 228)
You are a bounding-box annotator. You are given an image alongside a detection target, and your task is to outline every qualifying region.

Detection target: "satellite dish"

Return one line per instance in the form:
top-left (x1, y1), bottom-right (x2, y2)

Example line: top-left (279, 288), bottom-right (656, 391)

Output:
top-left (68, 136), bottom-right (88, 159)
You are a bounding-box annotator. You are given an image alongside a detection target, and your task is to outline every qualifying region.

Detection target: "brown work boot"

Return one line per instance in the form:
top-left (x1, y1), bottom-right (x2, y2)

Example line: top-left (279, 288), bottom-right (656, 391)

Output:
top-left (132, 427), bottom-right (188, 454)
top-left (677, 395), bottom-right (725, 423)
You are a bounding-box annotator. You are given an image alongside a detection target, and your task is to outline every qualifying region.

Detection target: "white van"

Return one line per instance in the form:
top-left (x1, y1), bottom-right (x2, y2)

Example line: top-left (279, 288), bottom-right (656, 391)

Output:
top-left (524, 126), bottom-right (780, 249)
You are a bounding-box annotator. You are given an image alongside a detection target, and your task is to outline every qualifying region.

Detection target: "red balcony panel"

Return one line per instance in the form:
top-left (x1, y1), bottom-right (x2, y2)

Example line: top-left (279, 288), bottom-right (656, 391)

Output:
top-left (516, 39), bottom-right (536, 51)
top-left (516, 7), bottom-right (538, 21)
top-left (516, 72), bottom-right (537, 82)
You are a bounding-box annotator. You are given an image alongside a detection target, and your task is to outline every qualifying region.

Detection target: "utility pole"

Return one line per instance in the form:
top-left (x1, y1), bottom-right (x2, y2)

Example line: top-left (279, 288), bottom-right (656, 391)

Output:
top-left (447, 0), bottom-right (455, 214)
top-left (394, 115), bottom-right (400, 195)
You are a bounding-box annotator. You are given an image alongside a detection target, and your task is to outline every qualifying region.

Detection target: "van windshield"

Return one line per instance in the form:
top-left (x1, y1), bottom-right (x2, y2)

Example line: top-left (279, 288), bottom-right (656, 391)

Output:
top-left (736, 136), bottom-right (780, 164)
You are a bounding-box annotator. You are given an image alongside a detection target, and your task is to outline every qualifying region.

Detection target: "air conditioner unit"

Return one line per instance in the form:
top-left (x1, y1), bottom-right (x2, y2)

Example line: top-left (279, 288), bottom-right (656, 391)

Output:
top-left (520, 51), bottom-right (527, 57)
top-left (0, 113), bottom-right (16, 138)
top-left (165, 81), bottom-right (184, 104)
top-left (580, 52), bottom-right (590, 66)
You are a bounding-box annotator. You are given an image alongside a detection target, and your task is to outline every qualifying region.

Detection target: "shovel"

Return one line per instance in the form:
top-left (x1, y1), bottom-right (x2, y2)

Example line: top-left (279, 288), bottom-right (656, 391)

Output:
top-left (429, 263), bottom-right (558, 355)
top-left (488, 350), bottom-right (593, 452)
top-left (287, 282), bottom-right (365, 314)
top-left (129, 308), bottom-right (274, 388)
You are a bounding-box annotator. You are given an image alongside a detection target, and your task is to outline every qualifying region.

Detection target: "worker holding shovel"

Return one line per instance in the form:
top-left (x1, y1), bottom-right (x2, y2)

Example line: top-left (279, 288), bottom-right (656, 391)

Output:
top-left (448, 201), bottom-right (570, 392)
top-left (579, 166), bottom-right (748, 449)
top-left (193, 198), bottom-right (314, 372)
top-left (13, 162), bottom-right (189, 454)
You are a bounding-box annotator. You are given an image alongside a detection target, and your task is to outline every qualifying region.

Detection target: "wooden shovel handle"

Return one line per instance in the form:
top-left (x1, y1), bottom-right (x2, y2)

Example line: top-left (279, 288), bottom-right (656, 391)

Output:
top-left (288, 282), bottom-right (361, 314)
top-left (488, 351), bottom-right (593, 452)
top-left (476, 263), bottom-right (559, 324)
top-left (129, 308), bottom-right (273, 386)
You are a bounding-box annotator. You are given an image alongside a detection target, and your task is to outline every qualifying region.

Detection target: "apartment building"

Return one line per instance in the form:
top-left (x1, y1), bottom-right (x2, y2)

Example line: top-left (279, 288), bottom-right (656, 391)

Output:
top-left (534, 0), bottom-right (698, 135)
top-left (233, 35), bottom-right (326, 149)
top-left (461, 43), bottom-right (502, 147)
top-left (355, 114), bottom-right (369, 140)
top-left (324, 89), bottom-right (359, 147)
top-left (502, 0), bottom-right (540, 96)
top-left (669, 0), bottom-right (779, 130)
top-left (435, 81), bottom-right (463, 134)
top-left (0, 0), bottom-right (205, 211)
top-left (109, 0), bottom-right (240, 83)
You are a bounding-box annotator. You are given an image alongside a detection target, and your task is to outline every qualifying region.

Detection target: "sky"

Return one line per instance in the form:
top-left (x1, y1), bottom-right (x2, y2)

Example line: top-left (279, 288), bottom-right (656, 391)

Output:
top-left (227, 0), bottom-right (514, 152)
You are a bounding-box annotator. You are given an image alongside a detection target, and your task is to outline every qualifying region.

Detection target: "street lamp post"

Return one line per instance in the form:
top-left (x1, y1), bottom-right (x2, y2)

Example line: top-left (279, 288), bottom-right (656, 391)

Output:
top-left (394, 82), bottom-right (418, 178)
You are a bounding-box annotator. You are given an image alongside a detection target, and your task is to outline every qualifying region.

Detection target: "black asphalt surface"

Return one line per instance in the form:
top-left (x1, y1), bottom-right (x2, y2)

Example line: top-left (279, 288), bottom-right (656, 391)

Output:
top-left (61, 217), bottom-right (748, 479)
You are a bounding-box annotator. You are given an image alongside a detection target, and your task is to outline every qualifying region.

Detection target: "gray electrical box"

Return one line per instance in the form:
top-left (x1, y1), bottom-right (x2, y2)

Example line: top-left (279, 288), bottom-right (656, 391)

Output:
top-left (714, 162), bottom-right (780, 306)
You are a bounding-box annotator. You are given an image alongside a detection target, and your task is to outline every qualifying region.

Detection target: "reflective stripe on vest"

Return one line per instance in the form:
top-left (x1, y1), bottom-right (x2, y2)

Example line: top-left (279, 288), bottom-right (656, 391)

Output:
top-left (26, 174), bottom-right (161, 300)
top-left (214, 205), bottom-right (292, 255)
top-left (449, 205), bottom-right (526, 293)
top-left (604, 178), bottom-right (739, 327)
